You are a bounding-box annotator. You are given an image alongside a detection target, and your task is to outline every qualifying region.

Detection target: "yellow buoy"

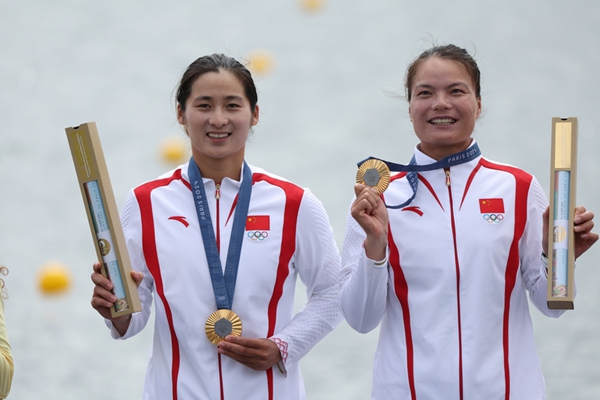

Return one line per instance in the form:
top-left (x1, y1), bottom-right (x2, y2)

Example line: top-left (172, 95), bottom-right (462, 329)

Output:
top-left (300, 0), bottom-right (325, 12)
top-left (160, 136), bottom-right (189, 165)
top-left (247, 50), bottom-right (275, 75)
top-left (38, 261), bottom-right (71, 295)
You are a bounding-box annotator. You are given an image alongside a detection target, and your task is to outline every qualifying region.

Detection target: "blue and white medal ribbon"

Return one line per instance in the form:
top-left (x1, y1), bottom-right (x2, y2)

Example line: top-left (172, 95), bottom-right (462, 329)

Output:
top-left (188, 157), bottom-right (251, 344)
top-left (357, 143), bottom-right (481, 209)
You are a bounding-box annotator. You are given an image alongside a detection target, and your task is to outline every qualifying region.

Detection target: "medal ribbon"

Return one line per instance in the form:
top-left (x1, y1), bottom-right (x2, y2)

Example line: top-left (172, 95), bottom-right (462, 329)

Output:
top-left (358, 143), bottom-right (481, 209)
top-left (188, 157), bottom-right (252, 310)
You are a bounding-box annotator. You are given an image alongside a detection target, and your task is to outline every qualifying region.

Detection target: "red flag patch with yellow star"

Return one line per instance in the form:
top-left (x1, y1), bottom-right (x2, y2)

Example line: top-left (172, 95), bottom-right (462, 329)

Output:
top-left (246, 215), bottom-right (270, 231)
top-left (479, 198), bottom-right (505, 213)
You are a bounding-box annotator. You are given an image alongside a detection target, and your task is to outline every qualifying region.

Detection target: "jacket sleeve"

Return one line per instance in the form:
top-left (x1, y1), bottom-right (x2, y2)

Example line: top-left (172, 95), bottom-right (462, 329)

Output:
top-left (269, 189), bottom-right (342, 368)
top-left (105, 190), bottom-right (155, 339)
top-left (520, 177), bottom-right (566, 318)
top-left (339, 199), bottom-right (389, 333)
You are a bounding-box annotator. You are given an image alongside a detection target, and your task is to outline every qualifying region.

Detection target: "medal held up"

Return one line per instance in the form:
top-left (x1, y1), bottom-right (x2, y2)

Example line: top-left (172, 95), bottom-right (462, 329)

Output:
top-left (356, 159), bottom-right (391, 194)
top-left (547, 117), bottom-right (578, 310)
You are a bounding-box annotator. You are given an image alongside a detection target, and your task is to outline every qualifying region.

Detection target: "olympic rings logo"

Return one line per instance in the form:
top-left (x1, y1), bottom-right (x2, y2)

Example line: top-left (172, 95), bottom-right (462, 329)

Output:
top-left (483, 214), bottom-right (504, 223)
top-left (247, 231), bottom-right (269, 240)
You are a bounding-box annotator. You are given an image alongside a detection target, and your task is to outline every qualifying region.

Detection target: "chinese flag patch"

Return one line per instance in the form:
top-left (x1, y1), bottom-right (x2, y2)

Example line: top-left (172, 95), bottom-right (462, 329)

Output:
top-left (246, 215), bottom-right (270, 230)
top-left (479, 198), bottom-right (505, 213)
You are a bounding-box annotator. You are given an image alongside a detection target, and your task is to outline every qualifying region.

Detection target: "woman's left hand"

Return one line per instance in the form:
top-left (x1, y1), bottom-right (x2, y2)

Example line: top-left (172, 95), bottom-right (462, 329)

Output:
top-left (542, 206), bottom-right (599, 259)
top-left (217, 336), bottom-right (282, 371)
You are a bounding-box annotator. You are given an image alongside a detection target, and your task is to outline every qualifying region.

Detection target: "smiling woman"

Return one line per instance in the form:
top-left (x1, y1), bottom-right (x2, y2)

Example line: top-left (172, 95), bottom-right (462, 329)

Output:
top-left (340, 44), bottom-right (598, 400)
top-left (177, 70), bottom-right (259, 180)
top-left (408, 56), bottom-right (481, 160)
top-left (175, 56), bottom-right (259, 183)
top-left (89, 54), bottom-right (342, 400)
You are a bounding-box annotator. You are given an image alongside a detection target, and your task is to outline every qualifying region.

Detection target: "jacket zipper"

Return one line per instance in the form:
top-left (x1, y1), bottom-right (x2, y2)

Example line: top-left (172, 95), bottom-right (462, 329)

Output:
top-left (215, 183), bottom-right (220, 252)
top-left (445, 167), bottom-right (464, 400)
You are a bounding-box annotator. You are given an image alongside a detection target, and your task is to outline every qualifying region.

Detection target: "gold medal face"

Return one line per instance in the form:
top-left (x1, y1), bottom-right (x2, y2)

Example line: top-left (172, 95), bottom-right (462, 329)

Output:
top-left (356, 159), bottom-right (390, 194)
top-left (205, 309), bottom-right (243, 345)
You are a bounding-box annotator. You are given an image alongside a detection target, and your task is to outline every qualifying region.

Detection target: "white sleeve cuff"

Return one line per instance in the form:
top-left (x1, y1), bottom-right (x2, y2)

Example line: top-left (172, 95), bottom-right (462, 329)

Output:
top-left (365, 247), bottom-right (389, 268)
top-left (269, 337), bottom-right (288, 377)
top-left (372, 256), bottom-right (388, 267)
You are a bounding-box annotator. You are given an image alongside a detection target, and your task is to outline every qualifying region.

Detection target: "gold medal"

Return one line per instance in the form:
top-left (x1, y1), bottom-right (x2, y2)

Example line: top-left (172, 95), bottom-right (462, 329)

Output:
top-left (205, 309), bottom-right (243, 345)
top-left (356, 159), bottom-right (390, 194)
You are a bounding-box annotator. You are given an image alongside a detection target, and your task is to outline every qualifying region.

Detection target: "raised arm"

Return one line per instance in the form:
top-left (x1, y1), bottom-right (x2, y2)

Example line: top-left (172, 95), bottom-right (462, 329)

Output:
top-left (339, 184), bottom-right (390, 333)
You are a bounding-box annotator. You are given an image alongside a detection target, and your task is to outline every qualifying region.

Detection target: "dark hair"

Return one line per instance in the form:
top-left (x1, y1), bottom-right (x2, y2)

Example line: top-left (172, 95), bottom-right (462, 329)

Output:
top-left (176, 54), bottom-right (258, 112)
top-left (405, 44), bottom-right (481, 101)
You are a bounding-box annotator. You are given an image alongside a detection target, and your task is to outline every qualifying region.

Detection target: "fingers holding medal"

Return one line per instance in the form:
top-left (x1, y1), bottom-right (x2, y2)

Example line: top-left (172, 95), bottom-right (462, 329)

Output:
top-left (353, 159), bottom-right (390, 220)
top-left (356, 159), bottom-right (390, 194)
top-left (353, 159), bottom-right (390, 257)
top-left (206, 309), bottom-right (243, 345)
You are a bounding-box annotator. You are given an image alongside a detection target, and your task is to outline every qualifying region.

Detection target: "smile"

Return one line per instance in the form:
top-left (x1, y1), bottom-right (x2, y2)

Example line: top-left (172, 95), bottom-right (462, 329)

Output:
top-left (207, 132), bottom-right (230, 139)
top-left (429, 118), bottom-right (456, 125)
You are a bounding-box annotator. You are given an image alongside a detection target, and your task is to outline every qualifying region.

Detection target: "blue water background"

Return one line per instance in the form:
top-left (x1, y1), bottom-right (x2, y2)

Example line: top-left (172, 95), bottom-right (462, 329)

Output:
top-left (1, 1), bottom-right (600, 398)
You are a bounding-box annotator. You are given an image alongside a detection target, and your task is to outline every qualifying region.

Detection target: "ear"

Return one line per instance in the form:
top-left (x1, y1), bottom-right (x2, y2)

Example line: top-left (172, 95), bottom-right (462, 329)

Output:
top-left (251, 105), bottom-right (260, 126)
top-left (177, 104), bottom-right (185, 125)
top-left (408, 104), bottom-right (414, 123)
top-left (476, 97), bottom-right (482, 119)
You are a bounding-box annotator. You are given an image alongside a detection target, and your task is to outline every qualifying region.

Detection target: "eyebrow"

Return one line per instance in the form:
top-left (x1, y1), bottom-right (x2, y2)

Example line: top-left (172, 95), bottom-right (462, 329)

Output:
top-left (192, 95), bottom-right (244, 102)
top-left (414, 82), bottom-right (470, 90)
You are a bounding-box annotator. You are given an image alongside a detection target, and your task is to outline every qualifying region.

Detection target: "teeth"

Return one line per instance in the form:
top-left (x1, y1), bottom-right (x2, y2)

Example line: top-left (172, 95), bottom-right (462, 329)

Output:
top-left (430, 118), bottom-right (455, 125)
top-left (208, 133), bottom-right (228, 138)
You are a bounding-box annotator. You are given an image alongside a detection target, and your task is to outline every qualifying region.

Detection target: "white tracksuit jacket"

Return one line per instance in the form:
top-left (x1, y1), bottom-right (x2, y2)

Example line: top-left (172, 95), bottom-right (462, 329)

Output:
top-left (107, 162), bottom-right (341, 400)
top-left (340, 144), bottom-right (565, 400)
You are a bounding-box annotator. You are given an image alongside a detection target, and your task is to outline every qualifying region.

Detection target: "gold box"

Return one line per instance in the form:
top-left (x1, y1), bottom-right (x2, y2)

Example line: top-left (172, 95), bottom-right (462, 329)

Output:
top-left (547, 117), bottom-right (578, 310)
top-left (66, 122), bottom-right (141, 317)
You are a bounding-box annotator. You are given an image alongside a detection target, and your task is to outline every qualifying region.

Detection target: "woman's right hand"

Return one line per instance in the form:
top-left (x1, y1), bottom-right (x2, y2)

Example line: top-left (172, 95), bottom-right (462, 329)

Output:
top-left (90, 262), bottom-right (143, 335)
top-left (351, 184), bottom-right (389, 261)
